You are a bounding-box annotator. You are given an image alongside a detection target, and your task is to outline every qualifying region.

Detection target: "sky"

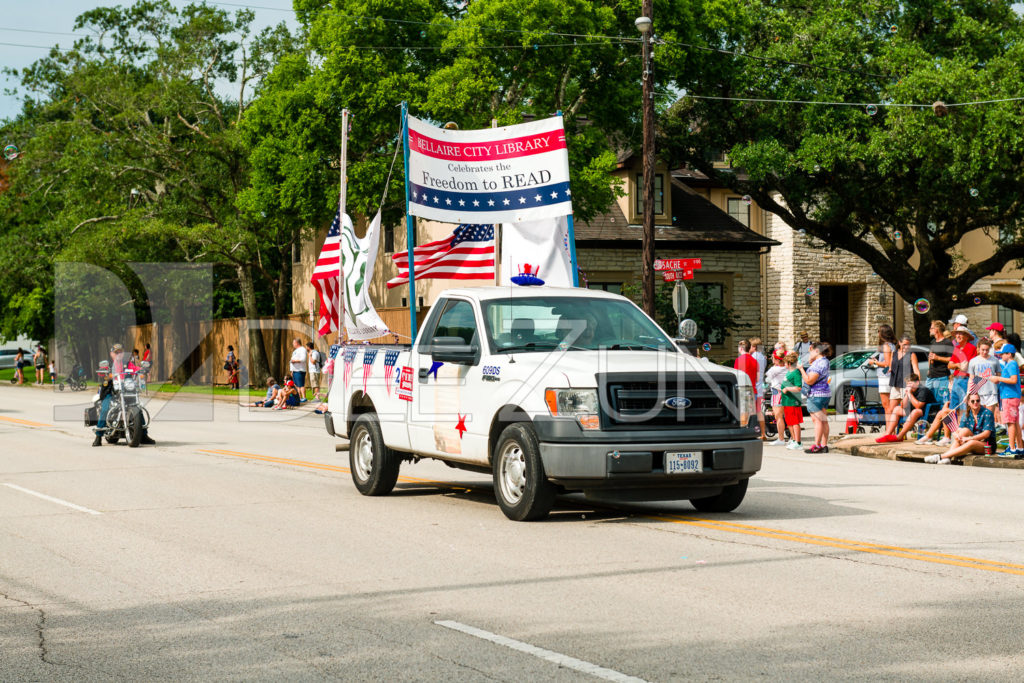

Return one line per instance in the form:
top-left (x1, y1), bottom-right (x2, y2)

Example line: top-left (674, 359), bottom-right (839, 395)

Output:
top-left (0, 0), bottom-right (299, 122)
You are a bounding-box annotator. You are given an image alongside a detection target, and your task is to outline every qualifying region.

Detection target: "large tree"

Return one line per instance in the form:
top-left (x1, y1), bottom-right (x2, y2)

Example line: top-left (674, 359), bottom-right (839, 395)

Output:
top-left (241, 0), bottom-right (700, 271)
top-left (0, 1), bottom-right (297, 379)
top-left (658, 0), bottom-right (1024, 340)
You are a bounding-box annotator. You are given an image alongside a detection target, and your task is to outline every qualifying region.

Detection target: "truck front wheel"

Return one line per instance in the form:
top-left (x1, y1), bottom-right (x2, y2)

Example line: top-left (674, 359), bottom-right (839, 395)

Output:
top-left (493, 423), bottom-right (556, 521)
top-left (350, 413), bottom-right (400, 496)
top-left (689, 478), bottom-right (749, 513)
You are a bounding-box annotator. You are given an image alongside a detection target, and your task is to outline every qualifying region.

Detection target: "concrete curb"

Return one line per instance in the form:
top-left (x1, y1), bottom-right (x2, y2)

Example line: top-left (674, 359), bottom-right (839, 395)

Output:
top-left (830, 435), bottom-right (1024, 469)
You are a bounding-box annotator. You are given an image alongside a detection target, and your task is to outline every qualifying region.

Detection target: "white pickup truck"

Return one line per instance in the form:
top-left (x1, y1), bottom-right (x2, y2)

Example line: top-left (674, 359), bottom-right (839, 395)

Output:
top-left (324, 286), bottom-right (762, 520)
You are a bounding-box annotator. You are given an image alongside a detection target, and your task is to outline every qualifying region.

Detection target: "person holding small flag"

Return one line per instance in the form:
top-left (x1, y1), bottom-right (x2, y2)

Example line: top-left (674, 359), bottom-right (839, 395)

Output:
top-left (925, 393), bottom-right (995, 464)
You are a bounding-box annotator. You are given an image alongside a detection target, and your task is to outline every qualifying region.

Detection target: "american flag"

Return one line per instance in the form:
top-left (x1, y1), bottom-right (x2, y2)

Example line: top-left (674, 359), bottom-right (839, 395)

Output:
top-left (383, 350), bottom-right (400, 395)
top-left (362, 349), bottom-right (378, 393)
top-left (968, 374), bottom-right (988, 395)
top-left (387, 224), bottom-right (494, 288)
top-left (942, 409), bottom-right (959, 435)
top-left (342, 347), bottom-right (357, 388)
top-left (311, 212), bottom-right (344, 336)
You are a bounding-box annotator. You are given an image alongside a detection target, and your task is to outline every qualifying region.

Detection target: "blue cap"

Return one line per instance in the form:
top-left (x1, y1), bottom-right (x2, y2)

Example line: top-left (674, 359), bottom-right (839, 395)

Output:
top-left (1000, 344), bottom-right (1017, 355)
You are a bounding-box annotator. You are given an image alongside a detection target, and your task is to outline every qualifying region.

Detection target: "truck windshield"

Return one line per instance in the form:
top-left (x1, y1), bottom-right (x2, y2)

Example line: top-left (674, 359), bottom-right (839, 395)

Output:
top-left (482, 296), bottom-right (675, 353)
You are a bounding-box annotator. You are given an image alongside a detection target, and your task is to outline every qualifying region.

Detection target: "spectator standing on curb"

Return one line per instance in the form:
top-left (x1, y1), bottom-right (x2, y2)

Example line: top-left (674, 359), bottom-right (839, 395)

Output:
top-left (888, 336), bottom-right (920, 408)
top-left (306, 342), bottom-right (323, 399)
top-left (750, 338), bottom-right (768, 440)
top-left (989, 344), bottom-right (1022, 457)
top-left (967, 339), bottom-right (1001, 419)
top-left (734, 341), bottom-right (764, 441)
top-left (948, 328), bottom-right (977, 419)
top-left (48, 358), bottom-right (56, 386)
top-left (926, 321), bottom-right (954, 418)
top-left (799, 342), bottom-right (832, 453)
top-left (141, 343), bottom-right (153, 382)
top-left (223, 345), bottom-right (237, 388)
top-left (866, 324), bottom-right (898, 424)
top-left (765, 352), bottom-right (788, 447)
top-left (290, 338), bottom-right (308, 402)
top-left (925, 393), bottom-right (995, 464)
top-left (794, 331), bottom-right (811, 366)
top-left (32, 345), bottom-right (46, 385)
top-left (13, 348), bottom-right (25, 384)
top-left (878, 374), bottom-right (936, 443)
top-left (780, 352), bottom-right (804, 450)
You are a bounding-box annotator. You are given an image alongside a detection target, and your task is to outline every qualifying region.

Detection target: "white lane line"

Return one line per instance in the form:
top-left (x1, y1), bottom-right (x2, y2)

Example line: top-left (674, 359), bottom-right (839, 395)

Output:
top-left (434, 620), bottom-right (648, 683)
top-left (3, 483), bottom-right (102, 515)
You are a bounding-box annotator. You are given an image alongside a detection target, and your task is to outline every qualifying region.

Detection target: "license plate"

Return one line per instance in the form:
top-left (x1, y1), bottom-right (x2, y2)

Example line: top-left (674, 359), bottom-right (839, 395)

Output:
top-left (665, 451), bottom-right (702, 474)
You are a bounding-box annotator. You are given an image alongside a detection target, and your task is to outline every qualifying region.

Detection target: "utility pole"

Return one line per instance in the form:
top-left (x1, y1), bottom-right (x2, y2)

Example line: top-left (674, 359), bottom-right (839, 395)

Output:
top-left (636, 7), bottom-right (655, 317)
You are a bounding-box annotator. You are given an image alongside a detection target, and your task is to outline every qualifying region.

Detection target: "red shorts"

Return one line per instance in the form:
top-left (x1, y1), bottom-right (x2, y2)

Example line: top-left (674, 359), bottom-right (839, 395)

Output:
top-left (783, 406), bottom-right (804, 426)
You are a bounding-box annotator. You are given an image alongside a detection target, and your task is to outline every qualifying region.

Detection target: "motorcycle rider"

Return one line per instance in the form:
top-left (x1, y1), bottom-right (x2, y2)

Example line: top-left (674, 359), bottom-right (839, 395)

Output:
top-left (93, 343), bottom-right (156, 447)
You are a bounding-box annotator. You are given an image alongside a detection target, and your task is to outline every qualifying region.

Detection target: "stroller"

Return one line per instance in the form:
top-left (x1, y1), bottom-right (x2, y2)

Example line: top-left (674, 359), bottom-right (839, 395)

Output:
top-left (58, 363), bottom-right (88, 392)
top-left (761, 400), bottom-right (791, 441)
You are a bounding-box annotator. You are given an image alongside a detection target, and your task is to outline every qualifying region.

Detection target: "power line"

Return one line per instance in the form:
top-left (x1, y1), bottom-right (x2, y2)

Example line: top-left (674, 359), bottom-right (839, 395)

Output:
top-left (685, 93), bottom-right (1024, 108)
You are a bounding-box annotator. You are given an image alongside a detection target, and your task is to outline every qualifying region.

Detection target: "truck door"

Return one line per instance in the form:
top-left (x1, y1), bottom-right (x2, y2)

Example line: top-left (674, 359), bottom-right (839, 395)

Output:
top-left (408, 298), bottom-right (486, 463)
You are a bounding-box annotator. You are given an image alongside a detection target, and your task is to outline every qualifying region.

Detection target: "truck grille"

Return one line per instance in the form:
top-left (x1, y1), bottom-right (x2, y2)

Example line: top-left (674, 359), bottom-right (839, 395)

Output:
top-left (599, 373), bottom-right (738, 429)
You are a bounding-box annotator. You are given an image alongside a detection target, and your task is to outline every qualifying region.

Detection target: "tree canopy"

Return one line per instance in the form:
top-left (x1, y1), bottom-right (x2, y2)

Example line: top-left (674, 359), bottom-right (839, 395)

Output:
top-left (658, 0), bottom-right (1024, 337)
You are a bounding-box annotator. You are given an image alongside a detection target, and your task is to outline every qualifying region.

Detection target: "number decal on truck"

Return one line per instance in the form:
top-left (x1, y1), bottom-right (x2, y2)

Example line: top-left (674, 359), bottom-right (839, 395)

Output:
top-left (482, 365), bottom-right (501, 382)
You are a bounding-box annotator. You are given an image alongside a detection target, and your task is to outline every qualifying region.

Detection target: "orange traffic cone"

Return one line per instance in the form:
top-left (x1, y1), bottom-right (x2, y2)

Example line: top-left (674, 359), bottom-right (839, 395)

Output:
top-left (845, 393), bottom-right (859, 434)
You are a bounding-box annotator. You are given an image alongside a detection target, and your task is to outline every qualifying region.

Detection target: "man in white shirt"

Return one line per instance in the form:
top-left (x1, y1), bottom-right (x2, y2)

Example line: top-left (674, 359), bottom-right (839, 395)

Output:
top-left (290, 338), bottom-right (308, 402)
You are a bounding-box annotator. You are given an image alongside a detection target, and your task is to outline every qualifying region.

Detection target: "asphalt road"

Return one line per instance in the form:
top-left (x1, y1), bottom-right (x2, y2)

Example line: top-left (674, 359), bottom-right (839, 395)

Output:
top-left (3, 385), bottom-right (1024, 681)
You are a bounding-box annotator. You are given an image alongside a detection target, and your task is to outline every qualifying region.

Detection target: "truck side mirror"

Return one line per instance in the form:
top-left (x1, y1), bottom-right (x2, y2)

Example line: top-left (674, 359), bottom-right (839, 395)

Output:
top-left (429, 336), bottom-right (480, 366)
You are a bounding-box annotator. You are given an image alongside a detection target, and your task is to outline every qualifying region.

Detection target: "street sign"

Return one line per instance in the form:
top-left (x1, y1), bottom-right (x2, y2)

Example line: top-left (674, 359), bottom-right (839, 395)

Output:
top-left (672, 283), bottom-right (688, 316)
top-left (662, 269), bottom-right (694, 282)
top-left (654, 258), bottom-right (702, 271)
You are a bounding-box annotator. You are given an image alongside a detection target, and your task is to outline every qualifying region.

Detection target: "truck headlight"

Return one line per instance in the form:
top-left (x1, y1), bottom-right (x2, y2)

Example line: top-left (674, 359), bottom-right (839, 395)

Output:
top-left (738, 385), bottom-right (755, 426)
top-left (545, 388), bottom-right (600, 430)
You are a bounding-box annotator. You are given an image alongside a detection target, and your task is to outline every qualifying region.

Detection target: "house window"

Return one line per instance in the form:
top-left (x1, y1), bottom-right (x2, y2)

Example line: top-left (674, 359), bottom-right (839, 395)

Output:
top-left (727, 198), bottom-right (750, 227)
top-left (998, 305), bottom-right (1015, 334)
top-left (635, 174), bottom-right (664, 216)
top-left (587, 282), bottom-right (622, 294)
top-left (384, 225), bottom-right (395, 254)
top-left (292, 243), bottom-right (301, 264)
top-left (691, 282), bottom-right (726, 343)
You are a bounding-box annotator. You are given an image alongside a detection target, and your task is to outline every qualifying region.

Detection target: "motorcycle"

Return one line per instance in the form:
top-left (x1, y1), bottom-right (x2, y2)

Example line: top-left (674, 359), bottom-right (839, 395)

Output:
top-left (84, 360), bottom-right (151, 447)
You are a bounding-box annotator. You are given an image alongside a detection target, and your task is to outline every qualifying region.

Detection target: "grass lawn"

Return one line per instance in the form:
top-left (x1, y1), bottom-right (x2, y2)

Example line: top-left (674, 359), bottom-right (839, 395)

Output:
top-left (0, 367), bottom-right (60, 385)
top-left (153, 383), bottom-right (272, 400)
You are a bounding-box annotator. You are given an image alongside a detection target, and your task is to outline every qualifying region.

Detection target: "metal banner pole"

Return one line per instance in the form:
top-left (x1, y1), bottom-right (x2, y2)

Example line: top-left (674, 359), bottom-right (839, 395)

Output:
top-left (401, 102), bottom-right (418, 342)
top-left (557, 110), bottom-right (580, 287)
top-left (339, 109), bottom-right (349, 340)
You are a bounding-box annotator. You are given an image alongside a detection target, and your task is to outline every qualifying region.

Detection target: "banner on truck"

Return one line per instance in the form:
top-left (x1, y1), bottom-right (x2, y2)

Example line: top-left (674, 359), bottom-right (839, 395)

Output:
top-left (406, 115), bottom-right (573, 224)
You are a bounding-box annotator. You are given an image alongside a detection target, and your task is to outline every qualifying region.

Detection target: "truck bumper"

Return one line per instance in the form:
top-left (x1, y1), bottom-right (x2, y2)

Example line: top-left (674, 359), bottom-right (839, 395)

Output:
top-left (537, 438), bottom-right (762, 494)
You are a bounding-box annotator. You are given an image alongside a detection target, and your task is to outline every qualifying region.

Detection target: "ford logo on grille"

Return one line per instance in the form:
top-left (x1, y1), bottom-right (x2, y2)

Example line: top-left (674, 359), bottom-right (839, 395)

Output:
top-left (664, 396), bottom-right (691, 410)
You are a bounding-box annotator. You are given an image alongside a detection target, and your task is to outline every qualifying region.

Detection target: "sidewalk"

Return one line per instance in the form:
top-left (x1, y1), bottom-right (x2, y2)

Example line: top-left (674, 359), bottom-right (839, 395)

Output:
top-left (830, 434), bottom-right (1024, 469)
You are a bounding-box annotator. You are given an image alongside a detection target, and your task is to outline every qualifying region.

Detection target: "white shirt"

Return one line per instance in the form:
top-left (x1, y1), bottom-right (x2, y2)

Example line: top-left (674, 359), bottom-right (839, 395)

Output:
top-left (308, 349), bottom-right (321, 374)
top-left (290, 346), bottom-right (308, 372)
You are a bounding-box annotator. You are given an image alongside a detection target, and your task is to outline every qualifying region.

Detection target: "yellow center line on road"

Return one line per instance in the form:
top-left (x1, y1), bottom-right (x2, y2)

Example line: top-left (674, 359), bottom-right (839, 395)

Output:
top-left (196, 447), bottom-right (1024, 577)
top-left (0, 415), bottom-right (52, 428)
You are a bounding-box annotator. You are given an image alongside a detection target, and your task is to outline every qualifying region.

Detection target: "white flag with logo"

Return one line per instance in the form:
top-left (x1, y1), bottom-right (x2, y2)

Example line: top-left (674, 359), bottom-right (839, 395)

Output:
top-left (499, 217), bottom-right (575, 287)
top-left (342, 210), bottom-right (390, 340)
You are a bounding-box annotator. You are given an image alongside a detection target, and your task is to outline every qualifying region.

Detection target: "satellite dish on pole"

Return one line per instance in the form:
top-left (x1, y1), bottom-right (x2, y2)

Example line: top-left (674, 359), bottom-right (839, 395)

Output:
top-left (672, 283), bottom-right (689, 317)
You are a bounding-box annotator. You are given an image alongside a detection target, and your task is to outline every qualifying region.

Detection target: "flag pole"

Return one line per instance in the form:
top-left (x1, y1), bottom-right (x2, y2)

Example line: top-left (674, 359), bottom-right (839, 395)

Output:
top-left (557, 109), bottom-right (580, 287)
top-left (491, 116), bottom-right (501, 286)
top-left (339, 109), bottom-right (349, 340)
top-left (401, 102), bottom-right (418, 343)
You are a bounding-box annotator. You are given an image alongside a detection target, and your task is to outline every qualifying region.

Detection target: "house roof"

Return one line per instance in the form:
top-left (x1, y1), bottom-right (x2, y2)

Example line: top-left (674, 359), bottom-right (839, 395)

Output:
top-left (574, 177), bottom-right (779, 250)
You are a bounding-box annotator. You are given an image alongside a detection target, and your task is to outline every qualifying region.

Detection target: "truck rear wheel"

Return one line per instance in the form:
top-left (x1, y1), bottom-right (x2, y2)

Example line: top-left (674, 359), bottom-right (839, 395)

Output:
top-left (690, 478), bottom-right (748, 513)
top-left (493, 422), bottom-right (556, 521)
top-left (349, 413), bottom-right (400, 496)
